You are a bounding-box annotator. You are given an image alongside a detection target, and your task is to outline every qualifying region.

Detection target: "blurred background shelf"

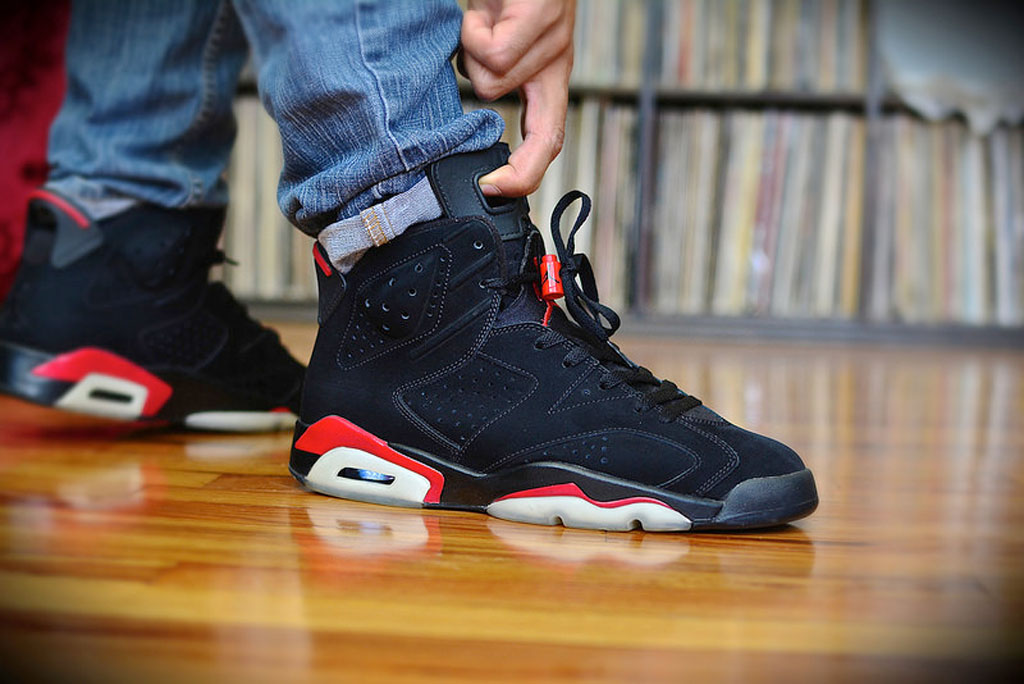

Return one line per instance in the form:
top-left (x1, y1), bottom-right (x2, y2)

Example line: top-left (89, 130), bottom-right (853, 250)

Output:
top-left (225, 0), bottom-right (1024, 342)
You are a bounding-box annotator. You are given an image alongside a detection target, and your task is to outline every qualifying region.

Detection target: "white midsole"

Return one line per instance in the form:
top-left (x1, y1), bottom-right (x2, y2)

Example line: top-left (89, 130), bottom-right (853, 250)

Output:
top-left (183, 411), bottom-right (297, 432)
top-left (487, 496), bottom-right (692, 532)
top-left (54, 372), bottom-right (148, 420)
top-left (301, 444), bottom-right (691, 532)
top-left (304, 446), bottom-right (433, 508)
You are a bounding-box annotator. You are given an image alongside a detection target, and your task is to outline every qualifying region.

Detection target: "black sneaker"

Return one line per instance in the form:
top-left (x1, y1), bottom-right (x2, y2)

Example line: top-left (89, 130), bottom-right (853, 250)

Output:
top-left (0, 190), bottom-right (304, 431)
top-left (291, 144), bottom-right (817, 531)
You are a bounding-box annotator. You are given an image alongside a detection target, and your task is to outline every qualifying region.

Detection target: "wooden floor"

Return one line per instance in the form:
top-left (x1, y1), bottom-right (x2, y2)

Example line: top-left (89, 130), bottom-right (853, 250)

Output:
top-left (1, 325), bottom-right (1021, 683)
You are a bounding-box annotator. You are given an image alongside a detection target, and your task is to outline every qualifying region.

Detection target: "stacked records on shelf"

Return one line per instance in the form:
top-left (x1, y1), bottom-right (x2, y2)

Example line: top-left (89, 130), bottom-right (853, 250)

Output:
top-left (222, 98), bottom-right (316, 303)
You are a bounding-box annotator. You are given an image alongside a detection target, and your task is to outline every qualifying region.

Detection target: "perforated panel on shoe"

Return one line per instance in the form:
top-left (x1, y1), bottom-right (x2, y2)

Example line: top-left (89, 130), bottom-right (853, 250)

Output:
top-left (400, 354), bottom-right (537, 448)
top-left (495, 431), bottom-right (699, 487)
top-left (140, 311), bottom-right (228, 367)
top-left (339, 246), bottom-right (449, 368)
top-left (548, 364), bottom-right (633, 413)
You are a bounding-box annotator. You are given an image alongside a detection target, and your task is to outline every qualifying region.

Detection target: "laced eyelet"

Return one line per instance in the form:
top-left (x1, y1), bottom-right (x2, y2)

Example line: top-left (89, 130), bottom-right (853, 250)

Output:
top-left (533, 340), bottom-right (544, 350)
top-left (561, 358), bottom-right (573, 368)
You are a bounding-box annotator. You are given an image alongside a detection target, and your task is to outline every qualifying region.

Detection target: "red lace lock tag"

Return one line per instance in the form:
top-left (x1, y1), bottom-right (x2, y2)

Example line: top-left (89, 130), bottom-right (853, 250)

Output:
top-left (539, 254), bottom-right (563, 301)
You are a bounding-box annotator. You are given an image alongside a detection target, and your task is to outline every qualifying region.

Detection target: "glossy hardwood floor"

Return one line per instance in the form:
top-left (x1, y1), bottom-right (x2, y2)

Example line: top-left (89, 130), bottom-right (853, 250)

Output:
top-left (1, 324), bottom-right (1021, 683)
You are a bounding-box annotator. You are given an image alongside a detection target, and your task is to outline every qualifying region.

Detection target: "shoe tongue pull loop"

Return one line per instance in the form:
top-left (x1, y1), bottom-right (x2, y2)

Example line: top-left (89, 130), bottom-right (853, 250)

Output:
top-left (548, 191), bottom-right (621, 344)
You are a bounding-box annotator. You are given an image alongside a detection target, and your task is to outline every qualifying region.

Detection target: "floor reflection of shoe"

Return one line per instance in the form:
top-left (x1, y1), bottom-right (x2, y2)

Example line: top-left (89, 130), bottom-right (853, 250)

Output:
top-left (292, 144), bottom-right (818, 531)
top-left (0, 190), bottom-right (304, 431)
top-left (302, 500), bottom-right (439, 558)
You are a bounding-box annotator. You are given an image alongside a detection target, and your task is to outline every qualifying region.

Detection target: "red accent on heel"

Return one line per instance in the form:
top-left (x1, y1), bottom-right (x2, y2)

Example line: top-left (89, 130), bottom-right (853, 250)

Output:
top-left (28, 189), bottom-right (90, 228)
top-left (31, 348), bottom-right (172, 417)
top-left (313, 244), bottom-right (332, 277)
top-left (295, 415), bottom-right (445, 504)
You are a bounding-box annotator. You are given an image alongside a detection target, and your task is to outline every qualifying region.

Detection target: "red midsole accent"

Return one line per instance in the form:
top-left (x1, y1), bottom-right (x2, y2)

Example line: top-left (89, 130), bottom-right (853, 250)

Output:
top-left (493, 483), bottom-right (672, 510)
top-left (31, 347), bottom-right (172, 417)
top-left (295, 415), bottom-right (445, 504)
top-left (29, 188), bottom-right (90, 228)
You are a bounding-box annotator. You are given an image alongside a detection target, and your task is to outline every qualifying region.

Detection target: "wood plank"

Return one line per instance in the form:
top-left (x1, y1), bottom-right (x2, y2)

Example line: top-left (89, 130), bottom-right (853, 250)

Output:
top-left (1, 327), bottom-right (1021, 682)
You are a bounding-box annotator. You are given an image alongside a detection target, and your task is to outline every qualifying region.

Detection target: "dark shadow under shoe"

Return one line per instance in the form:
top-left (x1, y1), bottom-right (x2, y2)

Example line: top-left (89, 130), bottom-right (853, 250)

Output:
top-left (0, 190), bottom-right (304, 431)
top-left (291, 144), bottom-right (818, 531)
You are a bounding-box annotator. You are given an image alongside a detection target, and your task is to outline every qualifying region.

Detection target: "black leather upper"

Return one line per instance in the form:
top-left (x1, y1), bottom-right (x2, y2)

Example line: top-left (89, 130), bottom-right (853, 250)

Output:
top-left (0, 194), bottom-right (304, 411)
top-left (301, 145), bottom-right (807, 501)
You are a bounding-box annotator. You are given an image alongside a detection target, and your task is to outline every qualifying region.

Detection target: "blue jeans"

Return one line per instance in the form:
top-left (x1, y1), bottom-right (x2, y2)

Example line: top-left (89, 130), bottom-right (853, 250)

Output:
top-left (48, 0), bottom-right (504, 263)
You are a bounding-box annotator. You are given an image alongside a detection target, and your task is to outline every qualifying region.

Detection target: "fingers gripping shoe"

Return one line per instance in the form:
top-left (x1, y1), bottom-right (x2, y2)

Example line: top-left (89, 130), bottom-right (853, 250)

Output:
top-left (292, 144), bottom-right (818, 531)
top-left (0, 190), bottom-right (304, 430)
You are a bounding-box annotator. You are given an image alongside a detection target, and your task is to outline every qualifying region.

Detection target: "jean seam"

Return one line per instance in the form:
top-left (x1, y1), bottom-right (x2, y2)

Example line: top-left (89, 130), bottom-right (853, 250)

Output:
top-left (175, 0), bottom-right (233, 205)
top-left (354, 0), bottom-right (411, 174)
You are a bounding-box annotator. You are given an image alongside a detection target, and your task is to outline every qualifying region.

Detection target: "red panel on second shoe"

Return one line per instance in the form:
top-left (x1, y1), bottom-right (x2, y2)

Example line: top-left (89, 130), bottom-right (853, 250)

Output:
top-left (295, 415), bottom-right (445, 504)
top-left (31, 347), bottom-right (172, 417)
top-left (494, 483), bottom-right (672, 510)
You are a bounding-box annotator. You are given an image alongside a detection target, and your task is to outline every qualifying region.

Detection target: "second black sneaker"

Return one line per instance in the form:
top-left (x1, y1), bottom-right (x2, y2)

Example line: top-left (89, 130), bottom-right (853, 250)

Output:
top-left (291, 144), bottom-right (818, 531)
top-left (0, 190), bottom-right (304, 431)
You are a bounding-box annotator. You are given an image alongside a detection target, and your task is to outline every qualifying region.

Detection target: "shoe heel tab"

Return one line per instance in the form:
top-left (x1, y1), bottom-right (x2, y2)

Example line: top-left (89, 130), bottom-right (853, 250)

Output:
top-left (27, 189), bottom-right (103, 268)
top-left (313, 241), bottom-right (347, 325)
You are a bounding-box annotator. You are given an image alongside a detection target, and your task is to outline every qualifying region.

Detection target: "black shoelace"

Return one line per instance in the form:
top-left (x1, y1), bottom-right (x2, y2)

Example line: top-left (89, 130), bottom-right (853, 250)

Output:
top-left (487, 191), bottom-right (702, 421)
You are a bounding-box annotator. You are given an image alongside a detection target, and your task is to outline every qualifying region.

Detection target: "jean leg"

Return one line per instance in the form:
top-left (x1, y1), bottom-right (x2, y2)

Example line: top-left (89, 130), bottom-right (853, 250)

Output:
top-left (47, 0), bottom-right (248, 216)
top-left (231, 0), bottom-right (504, 238)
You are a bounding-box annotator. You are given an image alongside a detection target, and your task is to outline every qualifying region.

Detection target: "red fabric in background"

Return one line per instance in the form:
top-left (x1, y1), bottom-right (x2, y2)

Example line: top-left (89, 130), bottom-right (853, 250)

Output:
top-left (0, 2), bottom-right (69, 301)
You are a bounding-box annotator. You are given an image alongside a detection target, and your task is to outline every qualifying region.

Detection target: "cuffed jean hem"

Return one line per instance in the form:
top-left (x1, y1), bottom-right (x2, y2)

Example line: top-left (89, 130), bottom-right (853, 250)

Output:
top-left (317, 175), bottom-right (442, 271)
top-left (44, 177), bottom-right (145, 221)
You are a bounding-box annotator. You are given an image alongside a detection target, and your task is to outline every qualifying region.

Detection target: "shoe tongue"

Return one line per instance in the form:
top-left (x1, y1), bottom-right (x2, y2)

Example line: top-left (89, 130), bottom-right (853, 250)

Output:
top-left (426, 143), bottom-right (541, 296)
top-left (426, 143), bottom-right (533, 241)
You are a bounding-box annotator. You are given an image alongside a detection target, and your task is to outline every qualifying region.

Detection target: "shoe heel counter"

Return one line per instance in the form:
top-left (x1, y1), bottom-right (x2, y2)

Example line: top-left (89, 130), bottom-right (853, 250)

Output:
top-left (312, 242), bottom-right (347, 326)
top-left (27, 190), bottom-right (104, 269)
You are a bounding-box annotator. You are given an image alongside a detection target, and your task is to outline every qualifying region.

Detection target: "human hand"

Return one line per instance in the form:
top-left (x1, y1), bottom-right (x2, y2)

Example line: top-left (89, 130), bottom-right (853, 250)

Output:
top-left (460, 0), bottom-right (576, 197)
